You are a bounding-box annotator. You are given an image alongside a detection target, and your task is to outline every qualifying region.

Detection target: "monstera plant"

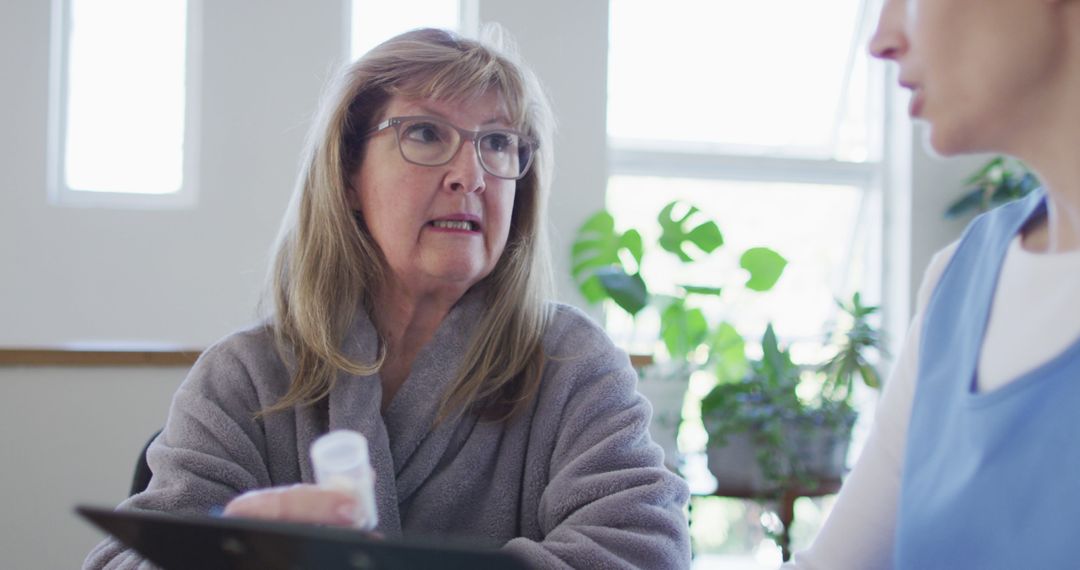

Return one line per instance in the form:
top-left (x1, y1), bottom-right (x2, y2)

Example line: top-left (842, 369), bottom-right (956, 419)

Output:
top-left (570, 200), bottom-right (787, 470)
top-left (571, 201), bottom-right (786, 361)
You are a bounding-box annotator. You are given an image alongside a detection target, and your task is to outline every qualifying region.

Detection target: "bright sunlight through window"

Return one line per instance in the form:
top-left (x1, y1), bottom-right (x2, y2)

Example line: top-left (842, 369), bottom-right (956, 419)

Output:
top-left (606, 2), bottom-right (884, 564)
top-left (61, 0), bottom-right (190, 196)
top-left (609, 0), bottom-right (875, 161)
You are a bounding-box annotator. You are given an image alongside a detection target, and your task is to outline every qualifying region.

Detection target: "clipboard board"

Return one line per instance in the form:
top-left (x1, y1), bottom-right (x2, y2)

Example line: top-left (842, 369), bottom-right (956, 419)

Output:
top-left (77, 504), bottom-right (527, 570)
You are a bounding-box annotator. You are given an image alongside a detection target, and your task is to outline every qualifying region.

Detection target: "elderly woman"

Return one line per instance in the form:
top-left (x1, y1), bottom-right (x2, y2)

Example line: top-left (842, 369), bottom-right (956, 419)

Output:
top-left (786, 0), bottom-right (1080, 568)
top-left (85, 28), bottom-right (690, 569)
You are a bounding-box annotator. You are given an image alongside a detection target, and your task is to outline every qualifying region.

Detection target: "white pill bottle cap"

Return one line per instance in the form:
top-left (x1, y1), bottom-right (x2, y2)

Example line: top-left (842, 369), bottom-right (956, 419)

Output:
top-left (311, 430), bottom-right (370, 475)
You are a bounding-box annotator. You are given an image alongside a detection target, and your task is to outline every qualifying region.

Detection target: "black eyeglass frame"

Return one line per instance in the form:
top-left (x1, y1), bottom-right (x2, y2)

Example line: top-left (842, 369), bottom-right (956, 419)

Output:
top-left (365, 115), bottom-right (540, 181)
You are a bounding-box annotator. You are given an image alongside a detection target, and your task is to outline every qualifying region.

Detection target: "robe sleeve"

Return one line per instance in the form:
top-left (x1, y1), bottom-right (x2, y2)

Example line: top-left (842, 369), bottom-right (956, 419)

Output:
top-left (503, 309), bottom-right (692, 569)
top-left (82, 337), bottom-right (276, 570)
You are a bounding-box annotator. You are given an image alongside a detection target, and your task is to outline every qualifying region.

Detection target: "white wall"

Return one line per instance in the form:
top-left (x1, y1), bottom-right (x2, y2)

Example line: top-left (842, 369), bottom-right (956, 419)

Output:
top-left (1, 0), bottom-right (983, 568)
top-left (1, 0), bottom-right (342, 348)
top-left (0, 366), bottom-right (184, 570)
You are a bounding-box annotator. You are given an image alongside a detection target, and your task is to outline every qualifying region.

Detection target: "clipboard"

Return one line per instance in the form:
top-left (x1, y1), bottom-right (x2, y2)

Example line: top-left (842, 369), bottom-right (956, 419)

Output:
top-left (77, 504), bottom-right (527, 570)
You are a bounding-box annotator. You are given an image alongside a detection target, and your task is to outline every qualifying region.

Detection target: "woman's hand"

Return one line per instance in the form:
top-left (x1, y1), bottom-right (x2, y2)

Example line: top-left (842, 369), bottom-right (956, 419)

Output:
top-left (222, 484), bottom-right (360, 527)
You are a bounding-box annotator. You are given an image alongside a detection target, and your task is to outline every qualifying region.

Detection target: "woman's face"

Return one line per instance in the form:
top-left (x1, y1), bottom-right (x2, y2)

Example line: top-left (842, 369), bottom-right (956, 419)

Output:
top-left (869, 0), bottom-right (1063, 155)
top-left (349, 91), bottom-right (518, 301)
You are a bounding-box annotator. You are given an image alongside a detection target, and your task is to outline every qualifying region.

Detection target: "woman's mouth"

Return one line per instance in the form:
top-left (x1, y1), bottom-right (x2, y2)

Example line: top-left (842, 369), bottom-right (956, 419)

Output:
top-left (908, 88), bottom-right (924, 117)
top-left (899, 81), bottom-right (924, 118)
top-left (429, 219), bottom-right (480, 231)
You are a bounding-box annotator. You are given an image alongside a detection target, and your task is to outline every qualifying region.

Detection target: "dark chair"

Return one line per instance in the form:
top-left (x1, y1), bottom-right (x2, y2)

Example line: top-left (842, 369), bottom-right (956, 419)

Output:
top-left (130, 429), bottom-right (162, 496)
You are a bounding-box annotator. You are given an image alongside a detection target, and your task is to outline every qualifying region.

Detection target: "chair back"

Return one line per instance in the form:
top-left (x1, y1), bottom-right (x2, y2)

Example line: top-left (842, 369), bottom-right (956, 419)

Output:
top-left (130, 429), bottom-right (162, 496)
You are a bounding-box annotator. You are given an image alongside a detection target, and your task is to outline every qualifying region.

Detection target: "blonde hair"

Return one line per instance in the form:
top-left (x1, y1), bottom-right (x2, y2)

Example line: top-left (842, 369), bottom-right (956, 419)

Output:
top-left (263, 27), bottom-right (555, 422)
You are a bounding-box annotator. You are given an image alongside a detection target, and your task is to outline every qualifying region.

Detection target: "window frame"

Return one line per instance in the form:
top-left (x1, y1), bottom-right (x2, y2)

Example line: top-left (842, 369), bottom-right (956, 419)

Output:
top-left (605, 0), bottom-right (889, 349)
top-left (46, 0), bottom-right (203, 209)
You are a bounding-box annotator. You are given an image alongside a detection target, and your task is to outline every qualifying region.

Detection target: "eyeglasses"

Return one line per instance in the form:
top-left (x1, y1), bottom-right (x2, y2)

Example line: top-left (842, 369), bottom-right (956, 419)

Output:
top-left (365, 115), bottom-right (539, 180)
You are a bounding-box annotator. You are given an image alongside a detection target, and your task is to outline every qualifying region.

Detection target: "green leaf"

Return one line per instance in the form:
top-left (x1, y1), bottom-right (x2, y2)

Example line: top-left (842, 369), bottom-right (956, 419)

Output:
top-left (660, 301), bottom-right (708, 360)
top-left (657, 201), bottom-right (723, 262)
top-left (686, 309), bottom-right (708, 345)
top-left (679, 285), bottom-right (723, 296)
top-left (578, 275), bottom-right (607, 304)
top-left (619, 229), bottom-right (644, 267)
top-left (821, 291), bottom-right (886, 398)
top-left (709, 322), bottom-right (747, 383)
top-left (757, 323), bottom-right (801, 392)
top-left (571, 210), bottom-right (648, 311)
top-left (741, 247), bottom-right (787, 292)
top-left (687, 222), bottom-right (724, 252)
top-left (595, 267), bottom-right (649, 316)
top-left (962, 155), bottom-right (1004, 186)
top-left (857, 360), bottom-right (881, 389)
top-left (760, 324), bottom-right (784, 381)
top-left (944, 188), bottom-right (988, 219)
top-left (571, 213), bottom-right (620, 276)
top-left (700, 379), bottom-right (752, 417)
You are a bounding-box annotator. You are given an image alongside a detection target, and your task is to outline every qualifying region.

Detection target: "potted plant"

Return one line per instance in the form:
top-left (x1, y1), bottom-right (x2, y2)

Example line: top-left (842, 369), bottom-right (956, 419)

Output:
top-left (944, 155), bottom-right (1039, 219)
top-left (700, 293), bottom-right (884, 493)
top-left (570, 200), bottom-right (787, 470)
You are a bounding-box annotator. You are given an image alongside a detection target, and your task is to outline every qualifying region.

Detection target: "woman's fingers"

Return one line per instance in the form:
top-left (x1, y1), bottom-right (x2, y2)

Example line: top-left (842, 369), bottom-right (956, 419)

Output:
top-left (222, 484), bottom-right (358, 526)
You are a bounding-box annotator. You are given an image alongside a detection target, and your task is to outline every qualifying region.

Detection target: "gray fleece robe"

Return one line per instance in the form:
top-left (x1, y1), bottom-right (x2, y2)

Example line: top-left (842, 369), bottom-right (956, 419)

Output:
top-left (84, 295), bottom-right (691, 569)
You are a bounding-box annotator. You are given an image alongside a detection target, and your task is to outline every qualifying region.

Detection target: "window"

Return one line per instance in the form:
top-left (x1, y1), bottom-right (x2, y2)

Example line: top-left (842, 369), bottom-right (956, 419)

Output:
top-left (349, 0), bottom-right (474, 60)
top-left (607, 0), bottom-right (884, 564)
top-left (49, 0), bottom-right (201, 208)
top-left (607, 0), bottom-right (882, 350)
top-left (609, 0), bottom-right (877, 160)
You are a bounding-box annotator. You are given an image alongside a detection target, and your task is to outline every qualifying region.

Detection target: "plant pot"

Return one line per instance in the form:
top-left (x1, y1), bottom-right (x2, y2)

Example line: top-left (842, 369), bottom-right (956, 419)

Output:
top-left (636, 361), bottom-right (690, 471)
top-left (706, 431), bottom-right (784, 493)
top-left (787, 417), bottom-right (853, 480)
top-left (705, 417), bottom-right (854, 493)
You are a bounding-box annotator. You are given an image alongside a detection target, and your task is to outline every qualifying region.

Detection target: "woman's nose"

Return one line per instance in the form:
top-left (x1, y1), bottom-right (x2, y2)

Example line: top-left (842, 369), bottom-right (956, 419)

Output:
top-left (868, 0), bottom-right (908, 61)
top-left (445, 140), bottom-right (486, 194)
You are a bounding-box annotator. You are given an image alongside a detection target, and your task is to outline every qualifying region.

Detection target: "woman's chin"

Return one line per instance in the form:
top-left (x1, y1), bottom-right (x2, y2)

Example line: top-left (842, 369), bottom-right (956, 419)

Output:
top-left (419, 264), bottom-right (491, 293)
top-left (922, 123), bottom-right (978, 158)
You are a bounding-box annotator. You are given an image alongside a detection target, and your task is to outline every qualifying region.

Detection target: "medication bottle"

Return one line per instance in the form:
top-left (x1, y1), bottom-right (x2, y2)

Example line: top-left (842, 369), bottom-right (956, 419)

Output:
top-left (310, 430), bottom-right (378, 530)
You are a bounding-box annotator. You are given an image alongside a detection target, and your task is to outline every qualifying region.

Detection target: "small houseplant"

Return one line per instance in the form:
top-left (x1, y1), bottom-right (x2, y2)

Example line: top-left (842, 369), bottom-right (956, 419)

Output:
top-left (945, 156), bottom-right (1039, 219)
top-left (570, 200), bottom-right (787, 469)
top-left (701, 293), bottom-right (884, 493)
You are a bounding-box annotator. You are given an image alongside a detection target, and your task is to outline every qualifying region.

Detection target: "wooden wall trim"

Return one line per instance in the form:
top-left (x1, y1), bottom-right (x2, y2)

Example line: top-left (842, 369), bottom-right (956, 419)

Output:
top-left (629, 354), bottom-right (653, 368)
top-left (0, 347), bottom-right (202, 367)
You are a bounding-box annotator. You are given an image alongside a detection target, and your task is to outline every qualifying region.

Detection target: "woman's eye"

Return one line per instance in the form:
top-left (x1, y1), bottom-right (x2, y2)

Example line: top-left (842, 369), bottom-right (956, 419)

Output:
top-left (482, 133), bottom-right (515, 153)
top-left (403, 123), bottom-right (444, 143)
